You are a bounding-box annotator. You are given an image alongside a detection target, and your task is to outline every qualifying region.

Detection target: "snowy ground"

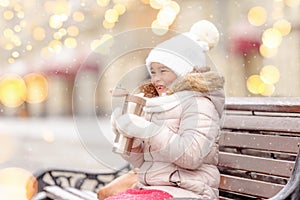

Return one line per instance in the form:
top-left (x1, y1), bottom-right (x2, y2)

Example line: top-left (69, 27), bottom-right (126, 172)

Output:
top-left (0, 116), bottom-right (127, 174)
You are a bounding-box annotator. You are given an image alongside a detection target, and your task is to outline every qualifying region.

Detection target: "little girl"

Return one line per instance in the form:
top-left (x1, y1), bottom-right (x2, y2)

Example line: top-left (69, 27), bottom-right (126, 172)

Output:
top-left (109, 20), bottom-right (225, 199)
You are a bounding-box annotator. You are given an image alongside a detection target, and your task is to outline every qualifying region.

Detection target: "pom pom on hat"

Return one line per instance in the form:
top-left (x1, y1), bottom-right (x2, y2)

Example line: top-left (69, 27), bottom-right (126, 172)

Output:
top-left (189, 20), bottom-right (220, 50)
top-left (146, 20), bottom-right (219, 77)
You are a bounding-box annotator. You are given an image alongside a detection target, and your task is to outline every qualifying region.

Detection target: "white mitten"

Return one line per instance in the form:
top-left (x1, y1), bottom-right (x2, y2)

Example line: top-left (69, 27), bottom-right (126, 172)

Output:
top-left (111, 108), bottom-right (142, 148)
top-left (110, 107), bottom-right (122, 135)
top-left (115, 113), bottom-right (161, 139)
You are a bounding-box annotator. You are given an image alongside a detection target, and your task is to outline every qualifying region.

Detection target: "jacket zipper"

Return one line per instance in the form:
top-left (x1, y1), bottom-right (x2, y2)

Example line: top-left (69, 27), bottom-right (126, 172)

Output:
top-left (144, 145), bottom-right (153, 186)
top-left (144, 113), bottom-right (154, 186)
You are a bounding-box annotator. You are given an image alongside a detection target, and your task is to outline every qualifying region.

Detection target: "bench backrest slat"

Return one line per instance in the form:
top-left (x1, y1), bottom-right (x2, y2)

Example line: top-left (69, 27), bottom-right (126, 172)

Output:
top-left (222, 115), bottom-right (300, 133)
top-left (219, 152), bottom-right (294, 177)
top-left (220, 174), bottom-right (283, 198)
top-left (219, 131), bottom-right (300, 153)
top-left (219, 97), bottom-right (300, 199)
top-left (225, 97), bottom-right (300, 113)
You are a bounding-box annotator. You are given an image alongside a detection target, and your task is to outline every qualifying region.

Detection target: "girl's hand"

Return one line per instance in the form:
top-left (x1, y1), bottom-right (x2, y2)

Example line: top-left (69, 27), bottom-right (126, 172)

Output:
top-left (115, 113), bottom-right (160, 139)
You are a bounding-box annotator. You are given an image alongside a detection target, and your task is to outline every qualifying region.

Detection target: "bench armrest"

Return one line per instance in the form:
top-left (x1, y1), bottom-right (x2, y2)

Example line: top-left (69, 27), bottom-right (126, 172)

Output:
top-left (34, 164), bottom-right (131, 193)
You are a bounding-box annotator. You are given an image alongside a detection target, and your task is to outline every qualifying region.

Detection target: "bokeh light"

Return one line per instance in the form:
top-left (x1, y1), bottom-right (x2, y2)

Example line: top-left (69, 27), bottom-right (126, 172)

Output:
top-left (3, 10), bottom-right (14, 20)
top-left (72, 11), bottom-right (85, 22)
top-left (150, 0), bottom-right (179, 35)
top-left (1, 0), bottom-right (180, 65)
top-left (150, 0), bottom-right (172, 9)
top-left (3, 28), bottom-right (14, 38)
top-left (12, 35), bottom-right (22, 46)
top-left (16, 11), bottom-right (24, 19)
top-left (67, 26), bottom-right (79, 37)
top-left (49, 15), bottom-right (63, 29)
top-left (105, 9), bottom-right (119, 23)
top-left (0, 167), bottom-right (37, 200)
top-left (150, 0), bottom-right (164, 9)
top-left (14, 25), bottom-right (22, 32)
top-left (262, 28), bottom-right (282, 48)
top-left (259, 44), bottom-right (278, 58)
top-left (64, 37), bottom-right (77, 48)
top-left (26, 44), bottom-right (33, 51)
top-left (114, 4), bottom-right (126, 15)
top-left (157, 7), bottom-right (176, 26)
top-left (273, 19), bottom-right (291, 36)
top-left (91, 34), bottom-right (114, 54)
top-left (12, 51), bottom-right (20, 58)
top-left (4, 42), bottom-right (14, 50)
top-left (103, 20), bottom-right (115, 29)
top-left (8, 57), bottom-right (15, 63)
top-left (260, 83), bottom-right (275, 96)
top-left (53, 32), bottom-right (63, 40)
top-left (0, 0), bottom-right (10, 7)
top-left (49, 40), bottom-right (62, 53)
top-left (13, 3), bottom-right (22, 12)
top-left (246, 75), bottom-right (264, 94)
top-left (164, 1), bottom-right (180, 14)
top-left (247, 67), bottom-right (278, 96)
top-left (260, 65), bottom-right (280, 84)
top-left (0, 74), bottom-right (27, 108)
top-left (24, 73), bottom-right (48, 104)
top-left (58, 28), bottom-right (68, 37)
top-left (151, 20), bottom-right (168, 35)
top-left (248, 6), bottom-right (267, 26)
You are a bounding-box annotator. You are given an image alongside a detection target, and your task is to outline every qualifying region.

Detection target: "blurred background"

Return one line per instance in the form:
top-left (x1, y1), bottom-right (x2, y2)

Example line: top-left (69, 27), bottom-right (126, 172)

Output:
top-left (0, 0), bottom-right (300, 199)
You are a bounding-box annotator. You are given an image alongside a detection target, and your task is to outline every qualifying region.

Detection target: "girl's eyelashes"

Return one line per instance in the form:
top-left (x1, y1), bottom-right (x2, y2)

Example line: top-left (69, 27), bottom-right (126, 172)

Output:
top-left (150, 66), bottom-right (170, 74)
top-left (150, 70), bottom-right (167, 74)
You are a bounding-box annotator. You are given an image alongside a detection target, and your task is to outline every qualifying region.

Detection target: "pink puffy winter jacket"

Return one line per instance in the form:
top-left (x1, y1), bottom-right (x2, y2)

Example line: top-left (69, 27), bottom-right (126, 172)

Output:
top-left (121, 72), bottom-right (225, 199)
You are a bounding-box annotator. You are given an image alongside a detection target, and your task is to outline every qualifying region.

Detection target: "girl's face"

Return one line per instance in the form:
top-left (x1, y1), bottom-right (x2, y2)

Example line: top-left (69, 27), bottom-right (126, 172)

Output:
top-left (150, 62), bottom-right (177, 96)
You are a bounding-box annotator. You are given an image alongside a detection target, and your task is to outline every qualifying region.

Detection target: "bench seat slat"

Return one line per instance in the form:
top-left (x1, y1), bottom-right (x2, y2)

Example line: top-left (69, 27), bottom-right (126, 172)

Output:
top-left (65, 187), bottom-right (97, 200)
top-left (225, 97), bottom-right (300, 113)
top-left (220, 174), bottom-right (283, 198)
top-left (222, 115), bottom-right (300, 133)
top-left (219, 152), bottom-right (294, 177)
top-left (219, 131), bottom-right (300, 153)
top-left (44, 186), bottom-right (86, 200)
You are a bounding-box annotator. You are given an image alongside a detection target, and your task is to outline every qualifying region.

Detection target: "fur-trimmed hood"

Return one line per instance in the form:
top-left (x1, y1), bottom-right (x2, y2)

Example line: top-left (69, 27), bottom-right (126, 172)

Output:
top-left (167, 71), bottom-right (224, 94)
top-left (141, 71), bottom-right (224, 97)
top-left (140, 71), bottom-right (225, 117)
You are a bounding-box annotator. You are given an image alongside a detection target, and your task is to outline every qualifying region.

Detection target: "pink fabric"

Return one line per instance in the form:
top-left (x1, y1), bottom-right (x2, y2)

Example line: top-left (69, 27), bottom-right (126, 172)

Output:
top-left (105, 188), bottom-right (173, 200)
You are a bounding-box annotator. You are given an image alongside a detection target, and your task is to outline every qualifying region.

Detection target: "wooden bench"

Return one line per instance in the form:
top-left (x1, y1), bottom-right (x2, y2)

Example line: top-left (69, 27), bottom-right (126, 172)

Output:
top-left (33, 97), bottom-right (300, 200)
top-left (219, 97), bottom-right (300, 199)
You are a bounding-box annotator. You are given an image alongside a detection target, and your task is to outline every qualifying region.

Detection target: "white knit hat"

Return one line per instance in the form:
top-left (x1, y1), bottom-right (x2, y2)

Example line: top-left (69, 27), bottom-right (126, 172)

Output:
top-left (146, 20), bottom-right (220, 77)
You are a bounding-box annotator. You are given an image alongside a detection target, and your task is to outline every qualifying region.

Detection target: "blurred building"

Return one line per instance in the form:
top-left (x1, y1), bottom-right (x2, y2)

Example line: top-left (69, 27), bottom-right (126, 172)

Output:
top-left (0, 0), bottom-right (300, 117)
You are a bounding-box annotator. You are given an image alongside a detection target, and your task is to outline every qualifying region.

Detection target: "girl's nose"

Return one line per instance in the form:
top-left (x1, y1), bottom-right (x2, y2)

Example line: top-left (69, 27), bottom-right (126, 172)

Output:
top-left (152, 75), bottom-right (162, 84)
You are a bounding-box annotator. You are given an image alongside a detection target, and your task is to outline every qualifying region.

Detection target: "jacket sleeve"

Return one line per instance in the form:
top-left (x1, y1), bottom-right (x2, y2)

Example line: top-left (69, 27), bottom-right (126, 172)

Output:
top-left (121, 141), bottom-right (145, 168)
top-left (148, 97), bottom-right (221, 170)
